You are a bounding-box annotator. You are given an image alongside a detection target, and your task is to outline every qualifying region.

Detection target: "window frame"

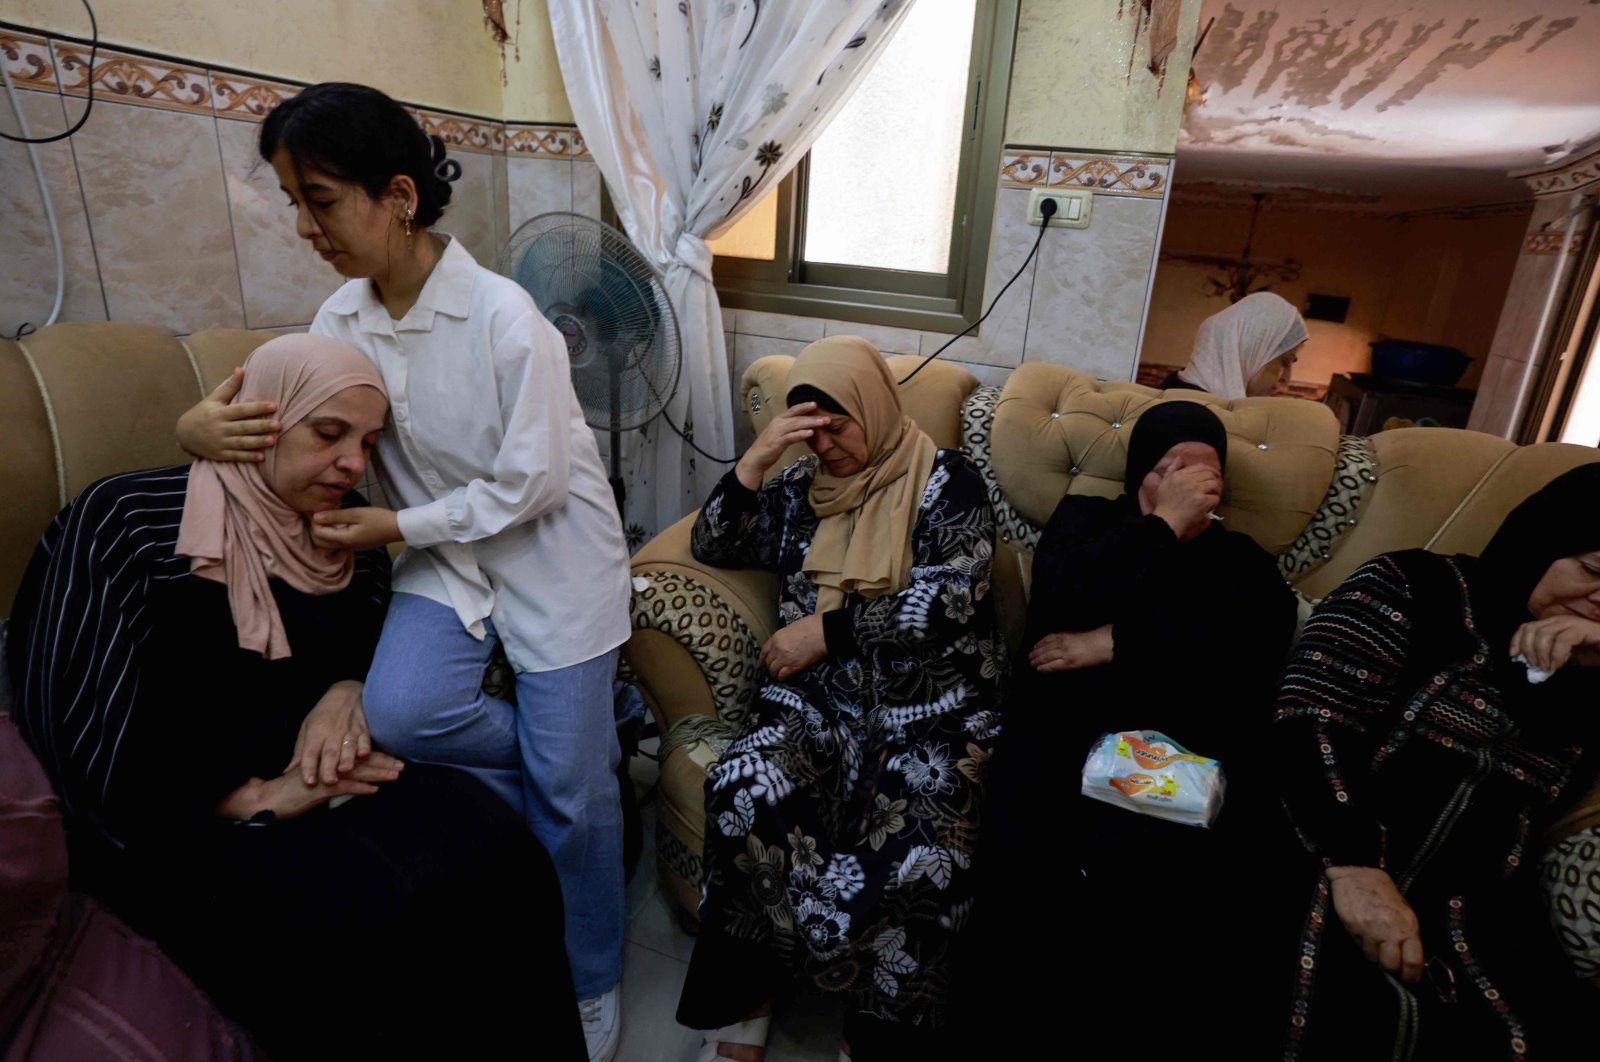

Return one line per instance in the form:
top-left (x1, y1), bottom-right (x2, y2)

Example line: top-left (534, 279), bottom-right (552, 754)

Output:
top-left (711, 0), bottom-right (1019, 334)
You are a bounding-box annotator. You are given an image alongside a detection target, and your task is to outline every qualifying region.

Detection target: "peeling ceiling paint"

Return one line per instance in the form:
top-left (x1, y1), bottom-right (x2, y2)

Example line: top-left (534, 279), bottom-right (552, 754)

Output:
top-left (1179, 0), bottom-right (1600, 206)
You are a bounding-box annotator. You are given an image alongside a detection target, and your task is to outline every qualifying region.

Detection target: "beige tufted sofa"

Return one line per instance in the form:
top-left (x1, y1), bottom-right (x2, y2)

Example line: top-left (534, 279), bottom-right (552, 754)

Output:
top-left (1, 322), bottom-right (279, 614)
top-left (623, 354), bottom-right (1600, 984)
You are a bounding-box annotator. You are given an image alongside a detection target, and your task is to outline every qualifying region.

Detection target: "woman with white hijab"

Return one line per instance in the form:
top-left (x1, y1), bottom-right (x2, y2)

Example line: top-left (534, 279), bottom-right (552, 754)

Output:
top-left (1167, 291), bottom-right (1310, 399)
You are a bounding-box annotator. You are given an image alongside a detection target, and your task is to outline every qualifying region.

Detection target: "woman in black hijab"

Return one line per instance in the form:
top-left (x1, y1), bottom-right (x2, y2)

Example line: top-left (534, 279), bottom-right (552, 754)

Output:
top-left (966, 401), bottom-right (1298, 1052)
top-left (1015, 400), bottom-right (1296, 785)
top-left (1272, 463), bottom-right (1600, 1061)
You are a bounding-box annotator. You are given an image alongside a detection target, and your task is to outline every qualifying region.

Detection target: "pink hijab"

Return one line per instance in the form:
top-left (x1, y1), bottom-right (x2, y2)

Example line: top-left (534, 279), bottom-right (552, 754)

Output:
top-left (176, 334), bottom-right (387, 660)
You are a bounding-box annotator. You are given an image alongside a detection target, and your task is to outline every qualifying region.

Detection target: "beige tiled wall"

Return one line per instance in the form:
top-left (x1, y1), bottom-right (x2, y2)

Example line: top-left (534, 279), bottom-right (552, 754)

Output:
top-left (0, 27), bottom-right (591, 338)
top-left (721, 146), bottom-right (1173, 448)
top-left (4, 26), bottom-right (1171, 453)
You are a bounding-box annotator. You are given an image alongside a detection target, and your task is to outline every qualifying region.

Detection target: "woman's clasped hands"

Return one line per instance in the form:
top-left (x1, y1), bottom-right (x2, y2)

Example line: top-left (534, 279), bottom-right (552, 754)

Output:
top-left (217, 680), bottom-right (405, 822)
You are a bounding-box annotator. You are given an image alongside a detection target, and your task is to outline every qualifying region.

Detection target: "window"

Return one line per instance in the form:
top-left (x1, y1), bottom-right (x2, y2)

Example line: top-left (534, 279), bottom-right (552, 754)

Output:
top-left (707, 0), bottom-right (1018, 332)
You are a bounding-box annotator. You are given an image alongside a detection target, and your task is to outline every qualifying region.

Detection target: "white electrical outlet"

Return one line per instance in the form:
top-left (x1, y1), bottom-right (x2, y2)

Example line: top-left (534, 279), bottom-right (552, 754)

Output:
top-left (1027, 188), bottom-right (1091, 228)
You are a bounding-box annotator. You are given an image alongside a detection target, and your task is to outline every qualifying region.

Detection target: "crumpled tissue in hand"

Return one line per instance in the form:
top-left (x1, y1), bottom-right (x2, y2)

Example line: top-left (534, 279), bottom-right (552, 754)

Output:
top-left (1513, 654), bottom-right (1552, 685)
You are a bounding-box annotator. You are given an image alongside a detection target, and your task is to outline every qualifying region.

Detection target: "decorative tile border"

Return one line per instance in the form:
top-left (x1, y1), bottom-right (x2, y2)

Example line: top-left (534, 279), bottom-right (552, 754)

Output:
top-left (8, 25), bottom-right (589, 164)
top-left (999, 147), bottom-right (1170, 198)
top-left (52, 41), bottom-right (211, 114)
top-left (1047, 152), bottom-right (1168, 198)
top-left (412, 108), bottom-right (506, 156)
top-left (1525, 230), bottom-right (1587, 255)
top-left (0, 30), bottom-right (58, 92)
top-left (211, 72), bottom-right (299, 122)
top-left (1522, 152), bottom-right (1600, 197)
top-left (505, 123), bottom-right (588, 159)
top-left (998, 149), bottom-right (1050, 187)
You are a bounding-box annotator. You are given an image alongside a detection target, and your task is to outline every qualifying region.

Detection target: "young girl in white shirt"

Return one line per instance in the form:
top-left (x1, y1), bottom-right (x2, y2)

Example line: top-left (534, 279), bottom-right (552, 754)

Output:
top-left (178, 82), bottom-right (630, 1062)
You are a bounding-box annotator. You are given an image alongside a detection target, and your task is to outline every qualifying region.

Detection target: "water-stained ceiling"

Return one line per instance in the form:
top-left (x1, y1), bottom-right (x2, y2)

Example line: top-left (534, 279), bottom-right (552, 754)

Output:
top-left (1180, 0), bottom-right (1600, 208)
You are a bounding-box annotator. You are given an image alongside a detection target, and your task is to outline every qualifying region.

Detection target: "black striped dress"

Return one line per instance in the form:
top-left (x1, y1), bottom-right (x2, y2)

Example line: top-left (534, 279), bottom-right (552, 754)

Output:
top-left (6, 465), bottom-right (585, 1060)
top-left (7, 465), bottom-right (389, 844)
top-left (1273, 550), bottom-right (1599, 1061)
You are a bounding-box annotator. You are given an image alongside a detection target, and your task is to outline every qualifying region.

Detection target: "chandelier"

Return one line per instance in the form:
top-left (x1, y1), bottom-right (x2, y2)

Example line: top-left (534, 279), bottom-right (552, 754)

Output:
top-left (1164, 193), bottom-right (1301, 303)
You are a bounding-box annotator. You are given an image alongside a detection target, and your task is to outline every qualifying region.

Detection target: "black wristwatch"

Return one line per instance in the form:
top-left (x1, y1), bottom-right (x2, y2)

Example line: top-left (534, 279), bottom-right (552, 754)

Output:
top-left (238, 808), bottom-right (277, 828)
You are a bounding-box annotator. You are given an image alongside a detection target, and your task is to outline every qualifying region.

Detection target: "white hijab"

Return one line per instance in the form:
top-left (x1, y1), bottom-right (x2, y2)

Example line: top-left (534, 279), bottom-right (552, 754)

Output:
top-left (1176, 291), bottom-right (1309, 399)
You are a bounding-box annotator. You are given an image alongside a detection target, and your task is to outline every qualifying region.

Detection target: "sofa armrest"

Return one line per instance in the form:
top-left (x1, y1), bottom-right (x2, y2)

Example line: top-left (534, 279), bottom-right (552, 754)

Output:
top-left (622, 512), bottom-right (778, 741)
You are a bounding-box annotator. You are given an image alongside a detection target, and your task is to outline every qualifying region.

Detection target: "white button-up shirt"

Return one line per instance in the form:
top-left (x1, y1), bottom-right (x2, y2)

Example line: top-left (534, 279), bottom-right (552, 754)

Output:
top-left (312, 237), bottom-right (631, 673)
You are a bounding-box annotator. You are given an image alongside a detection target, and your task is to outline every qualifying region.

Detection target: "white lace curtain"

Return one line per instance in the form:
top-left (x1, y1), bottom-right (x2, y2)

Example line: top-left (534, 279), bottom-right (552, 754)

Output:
top-left (549, 0), bottom-right (915, 543)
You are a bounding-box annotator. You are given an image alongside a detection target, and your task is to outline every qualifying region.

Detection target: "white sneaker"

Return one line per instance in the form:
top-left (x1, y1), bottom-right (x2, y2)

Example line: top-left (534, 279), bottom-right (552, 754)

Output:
top-left (579, 987), bottom-right (621, 1062)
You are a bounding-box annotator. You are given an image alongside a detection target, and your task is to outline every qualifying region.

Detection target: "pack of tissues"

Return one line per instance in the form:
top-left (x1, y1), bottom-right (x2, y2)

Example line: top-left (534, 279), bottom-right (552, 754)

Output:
top-left (1080, 731), bottom-right (1226, 828)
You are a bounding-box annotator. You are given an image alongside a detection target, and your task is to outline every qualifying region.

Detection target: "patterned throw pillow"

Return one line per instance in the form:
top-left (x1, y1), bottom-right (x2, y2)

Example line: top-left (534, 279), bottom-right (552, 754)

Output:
top-left (1544, 827), bottom-right (1600, 986)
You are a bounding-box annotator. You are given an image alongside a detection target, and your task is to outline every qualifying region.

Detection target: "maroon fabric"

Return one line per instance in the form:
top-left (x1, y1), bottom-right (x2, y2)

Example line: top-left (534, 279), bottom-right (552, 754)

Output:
top-left (0, 712), bottom-right (68, 1012)
top-left (0, 715), bottom-right (258, 1061)
top-left (3, 896), bottom-right (257, 1062)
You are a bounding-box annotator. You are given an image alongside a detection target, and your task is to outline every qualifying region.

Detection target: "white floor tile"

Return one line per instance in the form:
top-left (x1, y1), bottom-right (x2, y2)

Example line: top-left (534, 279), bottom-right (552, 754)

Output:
top-left (616, 747), bottom-right (841, 1060)
top-left (615, 942), bottom-right (701, 1062)
top-left (626, 884), bottom-right (697, 964)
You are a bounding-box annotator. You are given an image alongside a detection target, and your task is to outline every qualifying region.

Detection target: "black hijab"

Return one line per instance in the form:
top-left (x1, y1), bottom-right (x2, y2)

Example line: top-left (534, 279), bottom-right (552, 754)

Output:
top-left (786, 383), bottom-right (848, 416)
top-left (1124, 401), bottom-right (1229, 495)
top-left (1474, 462), bottom-right (1600, 639)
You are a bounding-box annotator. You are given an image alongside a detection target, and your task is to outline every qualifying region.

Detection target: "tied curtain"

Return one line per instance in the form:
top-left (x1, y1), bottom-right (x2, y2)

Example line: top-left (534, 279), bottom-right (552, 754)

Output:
top-left (549, 0), bottom-right (916, 543)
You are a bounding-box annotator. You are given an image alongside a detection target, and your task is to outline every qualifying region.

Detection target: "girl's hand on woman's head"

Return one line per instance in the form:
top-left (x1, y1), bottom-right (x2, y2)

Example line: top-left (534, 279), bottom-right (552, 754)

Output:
top-left (176, 368), bottom-right (281, 462)
top-left (287, 680), bottom-right (372, 785)
top-left (1510, 615), bottom-right (1600, 673)
top-left (310, 506), bottom-right (402, 551)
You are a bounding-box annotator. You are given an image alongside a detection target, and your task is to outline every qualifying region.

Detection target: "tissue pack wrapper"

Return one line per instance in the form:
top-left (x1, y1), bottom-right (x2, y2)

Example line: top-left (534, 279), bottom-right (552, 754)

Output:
top-left (1081, 731), bottom-right (1226, 828)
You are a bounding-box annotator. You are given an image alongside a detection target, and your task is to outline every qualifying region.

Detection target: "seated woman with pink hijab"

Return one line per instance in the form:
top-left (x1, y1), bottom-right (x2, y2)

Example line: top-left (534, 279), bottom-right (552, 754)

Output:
top-left (1163, 290), bottom-right (1310, 399)
top-left (6, 335), bottom-right (583, 1060)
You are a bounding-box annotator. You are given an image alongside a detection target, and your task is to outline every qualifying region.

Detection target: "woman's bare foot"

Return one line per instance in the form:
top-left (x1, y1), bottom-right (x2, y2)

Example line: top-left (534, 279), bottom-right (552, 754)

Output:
top-left (711, 1002), bottom-right (773, 1061)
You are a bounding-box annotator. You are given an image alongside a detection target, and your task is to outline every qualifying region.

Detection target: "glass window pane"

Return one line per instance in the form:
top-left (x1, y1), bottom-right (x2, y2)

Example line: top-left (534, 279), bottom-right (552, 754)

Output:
top-left (802, 0), bottom-right (978, 274)
top-left (708, 187), bottom-right (778, 260)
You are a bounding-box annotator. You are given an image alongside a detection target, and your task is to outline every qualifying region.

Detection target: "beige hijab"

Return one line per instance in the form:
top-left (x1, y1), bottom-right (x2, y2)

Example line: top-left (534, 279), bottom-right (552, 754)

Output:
top-left (176, 334), bottom-right (388, 660)
top-left (789, 336), bottom-right (938, 612)
top-left (1177, 291), bottom-right (1309, 398)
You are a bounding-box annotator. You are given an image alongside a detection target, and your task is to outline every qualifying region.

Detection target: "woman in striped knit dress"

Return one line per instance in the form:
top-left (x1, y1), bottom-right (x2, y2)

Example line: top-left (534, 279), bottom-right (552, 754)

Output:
top-left (1271, 464), bottom-right (1600, 1060)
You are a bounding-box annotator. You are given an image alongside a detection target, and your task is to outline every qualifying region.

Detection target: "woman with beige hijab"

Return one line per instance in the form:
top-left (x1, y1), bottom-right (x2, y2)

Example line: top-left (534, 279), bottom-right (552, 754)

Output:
top-left (1167, 290), bottom-right (1310, 398)
top-left (676, 336), bottom-right (1005, 1062)
top-left (8, 335), bottom-right (582, 1059)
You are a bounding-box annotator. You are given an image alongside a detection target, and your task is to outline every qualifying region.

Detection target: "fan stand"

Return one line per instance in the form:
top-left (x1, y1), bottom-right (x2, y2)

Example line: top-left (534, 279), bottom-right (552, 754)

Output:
top-left (608, 350), bottom-right (625, 516)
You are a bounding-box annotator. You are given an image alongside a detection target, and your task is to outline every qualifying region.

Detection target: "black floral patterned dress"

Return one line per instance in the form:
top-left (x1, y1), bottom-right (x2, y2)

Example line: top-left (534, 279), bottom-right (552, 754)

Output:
top-left (676, 450), bottom-right (1005, 1039)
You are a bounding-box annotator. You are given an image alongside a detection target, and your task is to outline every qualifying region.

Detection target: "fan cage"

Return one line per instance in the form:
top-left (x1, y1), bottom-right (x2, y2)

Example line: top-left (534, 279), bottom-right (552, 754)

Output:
top-left (500, 212), bottom-right (682, 434)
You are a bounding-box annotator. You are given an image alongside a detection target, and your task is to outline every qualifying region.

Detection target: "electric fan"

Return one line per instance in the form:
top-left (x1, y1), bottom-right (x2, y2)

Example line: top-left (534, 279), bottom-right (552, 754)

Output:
top-left (497, 212), bottom-right (682, 516)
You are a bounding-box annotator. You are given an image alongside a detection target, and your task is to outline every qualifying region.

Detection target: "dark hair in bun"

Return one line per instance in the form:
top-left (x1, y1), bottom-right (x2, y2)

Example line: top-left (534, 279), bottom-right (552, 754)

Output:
top-left (260, 82), bottom-right (456, 226)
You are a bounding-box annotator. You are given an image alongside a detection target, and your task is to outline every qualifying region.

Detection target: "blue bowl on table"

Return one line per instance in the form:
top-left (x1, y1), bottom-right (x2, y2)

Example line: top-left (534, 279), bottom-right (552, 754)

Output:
top-left (1369, 339), bottom-right (1472, 387)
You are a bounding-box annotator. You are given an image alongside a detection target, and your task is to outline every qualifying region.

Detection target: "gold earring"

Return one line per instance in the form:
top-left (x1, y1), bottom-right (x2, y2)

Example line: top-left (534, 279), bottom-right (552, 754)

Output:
top-left (403, 206), bottom-right (414, 249)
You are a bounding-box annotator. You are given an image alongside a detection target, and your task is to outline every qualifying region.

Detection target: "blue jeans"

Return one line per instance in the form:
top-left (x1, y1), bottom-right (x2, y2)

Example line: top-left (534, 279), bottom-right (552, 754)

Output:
top-left (362, 592), bottom-right (624, 999)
